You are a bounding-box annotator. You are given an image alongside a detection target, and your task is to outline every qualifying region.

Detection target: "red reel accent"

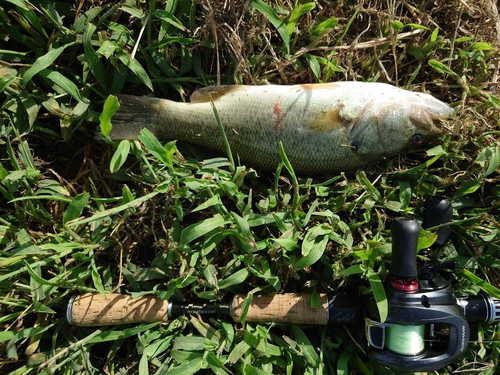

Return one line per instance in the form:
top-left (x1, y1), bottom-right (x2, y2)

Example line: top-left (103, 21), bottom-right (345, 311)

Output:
top-left (392, 278), bottom-right (419, 292)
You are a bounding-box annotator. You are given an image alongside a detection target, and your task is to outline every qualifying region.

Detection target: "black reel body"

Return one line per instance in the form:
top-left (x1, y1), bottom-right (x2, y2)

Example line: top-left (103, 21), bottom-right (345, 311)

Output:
top-left (366, 283), bottom-right (469, 372)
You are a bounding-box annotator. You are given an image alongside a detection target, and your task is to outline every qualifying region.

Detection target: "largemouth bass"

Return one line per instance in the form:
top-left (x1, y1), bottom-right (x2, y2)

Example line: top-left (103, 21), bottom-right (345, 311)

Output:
top-left (108, 82), bottom-right (454, 175)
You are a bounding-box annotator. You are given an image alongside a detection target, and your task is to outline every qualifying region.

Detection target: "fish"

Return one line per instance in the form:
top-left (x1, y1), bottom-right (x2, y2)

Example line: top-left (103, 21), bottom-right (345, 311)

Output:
top-left (107, 82), bottom-right (455, 175)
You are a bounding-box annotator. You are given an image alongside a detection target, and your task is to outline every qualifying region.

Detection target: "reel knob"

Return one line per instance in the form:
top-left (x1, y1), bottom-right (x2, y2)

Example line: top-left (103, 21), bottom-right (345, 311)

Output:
top-left (423, 198), bottom-right (452, 248)
top-left (390, 217), bottom-right (420, 280)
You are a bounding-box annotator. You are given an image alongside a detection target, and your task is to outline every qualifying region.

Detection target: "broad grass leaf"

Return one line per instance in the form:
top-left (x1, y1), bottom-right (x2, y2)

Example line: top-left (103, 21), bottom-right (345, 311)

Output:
top-left (153, 9), bottom-right (187, 32)
top-left (179, 215), bottom-right (227, 250)
top-left (192, 194), bottom-right (222, 212)
top-left (351, 245), bottom-right (392, 260)
top-left (428, 59), bottom-right (457, 76)
top-left (406, 23), bottom-right (430, 30)
top-left (72, 6), bottom-right (103, 33)
top-left (88, 323), bottom-right (159, 344)
top-left (476, 145), bottom-right (500, 177)
top-left (39, 69), bottom-right (82, 101)
top-left (65, 190), bottom-right (160, 227)
top-left (472, 42), bottom-right (496, 51)
top-left (19, 93), bottom-right (40, 127)
top-left (251, 0), bottom-right (290, 54)
top-left (99, 95), bottom-right (120, 137)
top-left (71, 100), bottom-right (90, 119)
top-left (487, 94), bottom-right (500, 108)
top-left (172, 336), bottom-right (206, 351)
top-left (304, 53), bottom-right (321, 81)
top-left (417, 230), bottom-right (437, 250)
top-left (83, 23), bottom-right (108, 85)
top-left (228, 339), bottom-right (251, 364)
top-left (337, 350), bottom-right (351, 375)
top-left (485, 147), bottom-right (500, 176)
top-left (166, 357), bottom-right (203, 375)
top-left (367, 268), bottom-right (388, 323)
top-left (312, 17), bottom-right (337, 37)
top-left (453, 180), bottom-right (481, 199)
top-left (0, 73), bottom-right (17, 94)
top-left (278, 141), bottom-right (296, 179)
top-left (210, 101), bottom-right (235, 172)
top-left (122, 185), bottom-right (134, 203)
top-left (91, 260), bottom-right (106, 295)
top-left (356, 171), bottom-right (382, 202)
top-left (33, 300), bottom-right (56, 314)
top-left (430, 26), bottom-right (440, 42)
top-left (240, 364), bottom-right (271, 375)
top-left (0, 331), bottom-right (15, 343)
top-left (310, 289), bottom-right (321, 309)
top-left (4, 0), bottom-right (30, 11)
top-left (218, 268), bottom-right (249, 289)
top-left (286, 2), bottom-right (315, 34)
top-left (203, 264), bottom-right (218, 287)
top-left (118, 53), bottom-right (153, 91)
top-left (230, 212), bottom-right (256, 251)
top-left (398, 180), bottom-right (411, 209)
top-left (23, 43), bottom-right (72, 86)
top-left (273, 238), bottom-right (299, 251)
top-left (402, 147), bottom-right (445, 173)
top-left (339, 264), bottom-right (366, 276)
top-left (296, 226), bottom-right (329, 270)
top-left (461, 269), bottom-right (500, 299)
top-left (24, 261), bottom-right (57, 286)
top-left (291, 325), bottom-right (321, 367)
top-left (19, 6), bottom-right (48, 38)
top-left (139, 128), bottom-right (176, 167)
top-left (63, 192), bottom-right (89, 224)
top-left (110, 140), bottom-right (130, 173)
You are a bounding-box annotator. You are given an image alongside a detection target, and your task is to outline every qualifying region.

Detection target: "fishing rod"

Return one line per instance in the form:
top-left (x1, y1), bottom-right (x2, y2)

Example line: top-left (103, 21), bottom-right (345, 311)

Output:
top-left (66, 198), bottom-right (500, 372)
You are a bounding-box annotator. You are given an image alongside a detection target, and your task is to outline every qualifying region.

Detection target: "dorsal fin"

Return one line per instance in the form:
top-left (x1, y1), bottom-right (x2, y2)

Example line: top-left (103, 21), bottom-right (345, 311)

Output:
top-left (190, 85), bottom-right (243, 102)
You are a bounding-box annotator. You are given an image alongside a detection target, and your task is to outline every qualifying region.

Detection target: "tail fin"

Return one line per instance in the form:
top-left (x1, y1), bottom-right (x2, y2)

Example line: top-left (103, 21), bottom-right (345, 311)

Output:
top-left (107, 95), bottom-right (162, 140)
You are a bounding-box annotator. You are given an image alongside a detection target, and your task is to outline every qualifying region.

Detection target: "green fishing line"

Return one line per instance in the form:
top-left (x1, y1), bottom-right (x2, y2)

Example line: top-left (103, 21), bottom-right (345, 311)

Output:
top-left (385, 323), bottom-right (425, 355)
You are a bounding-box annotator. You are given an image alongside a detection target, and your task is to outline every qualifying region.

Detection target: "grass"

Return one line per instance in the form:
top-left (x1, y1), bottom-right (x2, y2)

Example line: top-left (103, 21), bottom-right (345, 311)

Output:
top-left (1, 0), bottom-right (500, 374)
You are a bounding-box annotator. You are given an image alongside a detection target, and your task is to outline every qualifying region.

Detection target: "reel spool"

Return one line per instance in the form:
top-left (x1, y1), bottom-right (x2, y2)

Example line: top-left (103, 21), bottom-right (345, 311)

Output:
top-left (384, 324), bottom-right (425, 356)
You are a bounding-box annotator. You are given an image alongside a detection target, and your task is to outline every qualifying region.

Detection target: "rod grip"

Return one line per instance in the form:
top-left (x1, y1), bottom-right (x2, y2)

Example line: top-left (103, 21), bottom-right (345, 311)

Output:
top-left (232, 293), bottom-right (329, 325)
top-left (67, 293), bottom-right (169, 327)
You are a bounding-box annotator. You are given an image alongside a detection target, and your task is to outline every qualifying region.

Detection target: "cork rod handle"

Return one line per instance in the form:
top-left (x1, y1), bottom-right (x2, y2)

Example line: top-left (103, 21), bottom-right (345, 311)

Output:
top-left (232, 293), bottom-right (329, 325)
top-left (68, 293), bottom-right (169, 327)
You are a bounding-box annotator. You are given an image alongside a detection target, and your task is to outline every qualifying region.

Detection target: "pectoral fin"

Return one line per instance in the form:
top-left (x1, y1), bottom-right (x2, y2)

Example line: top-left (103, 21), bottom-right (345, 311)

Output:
top-left (305, 106), bottom-right (351, 133)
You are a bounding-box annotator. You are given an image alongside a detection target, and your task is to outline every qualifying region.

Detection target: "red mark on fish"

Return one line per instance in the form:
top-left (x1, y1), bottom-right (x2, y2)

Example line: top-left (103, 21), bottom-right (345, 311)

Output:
top-left (273, 101), bottom-right (282, 132)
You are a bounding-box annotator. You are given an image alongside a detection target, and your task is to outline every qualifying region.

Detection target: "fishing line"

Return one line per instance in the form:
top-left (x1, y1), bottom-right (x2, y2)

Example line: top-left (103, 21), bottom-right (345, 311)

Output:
top-left (385, 324), bottom-right (426, 355)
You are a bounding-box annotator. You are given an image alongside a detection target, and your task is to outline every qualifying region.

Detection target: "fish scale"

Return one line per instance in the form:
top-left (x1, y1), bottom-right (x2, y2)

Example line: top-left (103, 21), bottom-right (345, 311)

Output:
top-left (108, 82), bottom-right (455, 175)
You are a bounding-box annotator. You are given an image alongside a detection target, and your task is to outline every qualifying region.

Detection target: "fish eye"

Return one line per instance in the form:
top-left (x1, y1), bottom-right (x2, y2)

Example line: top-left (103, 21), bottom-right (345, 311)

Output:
top-left (410, 134), bottom-right (423, 144)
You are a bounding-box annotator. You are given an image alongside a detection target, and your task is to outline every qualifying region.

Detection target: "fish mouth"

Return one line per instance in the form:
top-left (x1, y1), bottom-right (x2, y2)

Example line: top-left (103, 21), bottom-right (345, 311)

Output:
top-left (409, 106), bottom-right (454, 134)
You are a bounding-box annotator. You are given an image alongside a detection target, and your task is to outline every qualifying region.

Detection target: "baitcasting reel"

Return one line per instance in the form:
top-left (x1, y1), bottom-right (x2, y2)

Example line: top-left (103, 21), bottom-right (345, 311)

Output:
top-left (366, 199), bottom-right (500, 372)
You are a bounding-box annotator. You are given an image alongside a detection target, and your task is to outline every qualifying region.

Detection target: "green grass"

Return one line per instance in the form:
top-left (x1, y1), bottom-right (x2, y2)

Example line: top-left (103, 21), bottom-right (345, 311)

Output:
top-left (1, 0), bottom-right (500, 374)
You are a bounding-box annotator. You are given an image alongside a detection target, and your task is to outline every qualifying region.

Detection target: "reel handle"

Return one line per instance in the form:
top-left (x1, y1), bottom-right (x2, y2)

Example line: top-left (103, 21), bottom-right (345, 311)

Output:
top-left (390, 217), bottom-right (420, 279)
top-left (423, 198), bottom-right (452, 247)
